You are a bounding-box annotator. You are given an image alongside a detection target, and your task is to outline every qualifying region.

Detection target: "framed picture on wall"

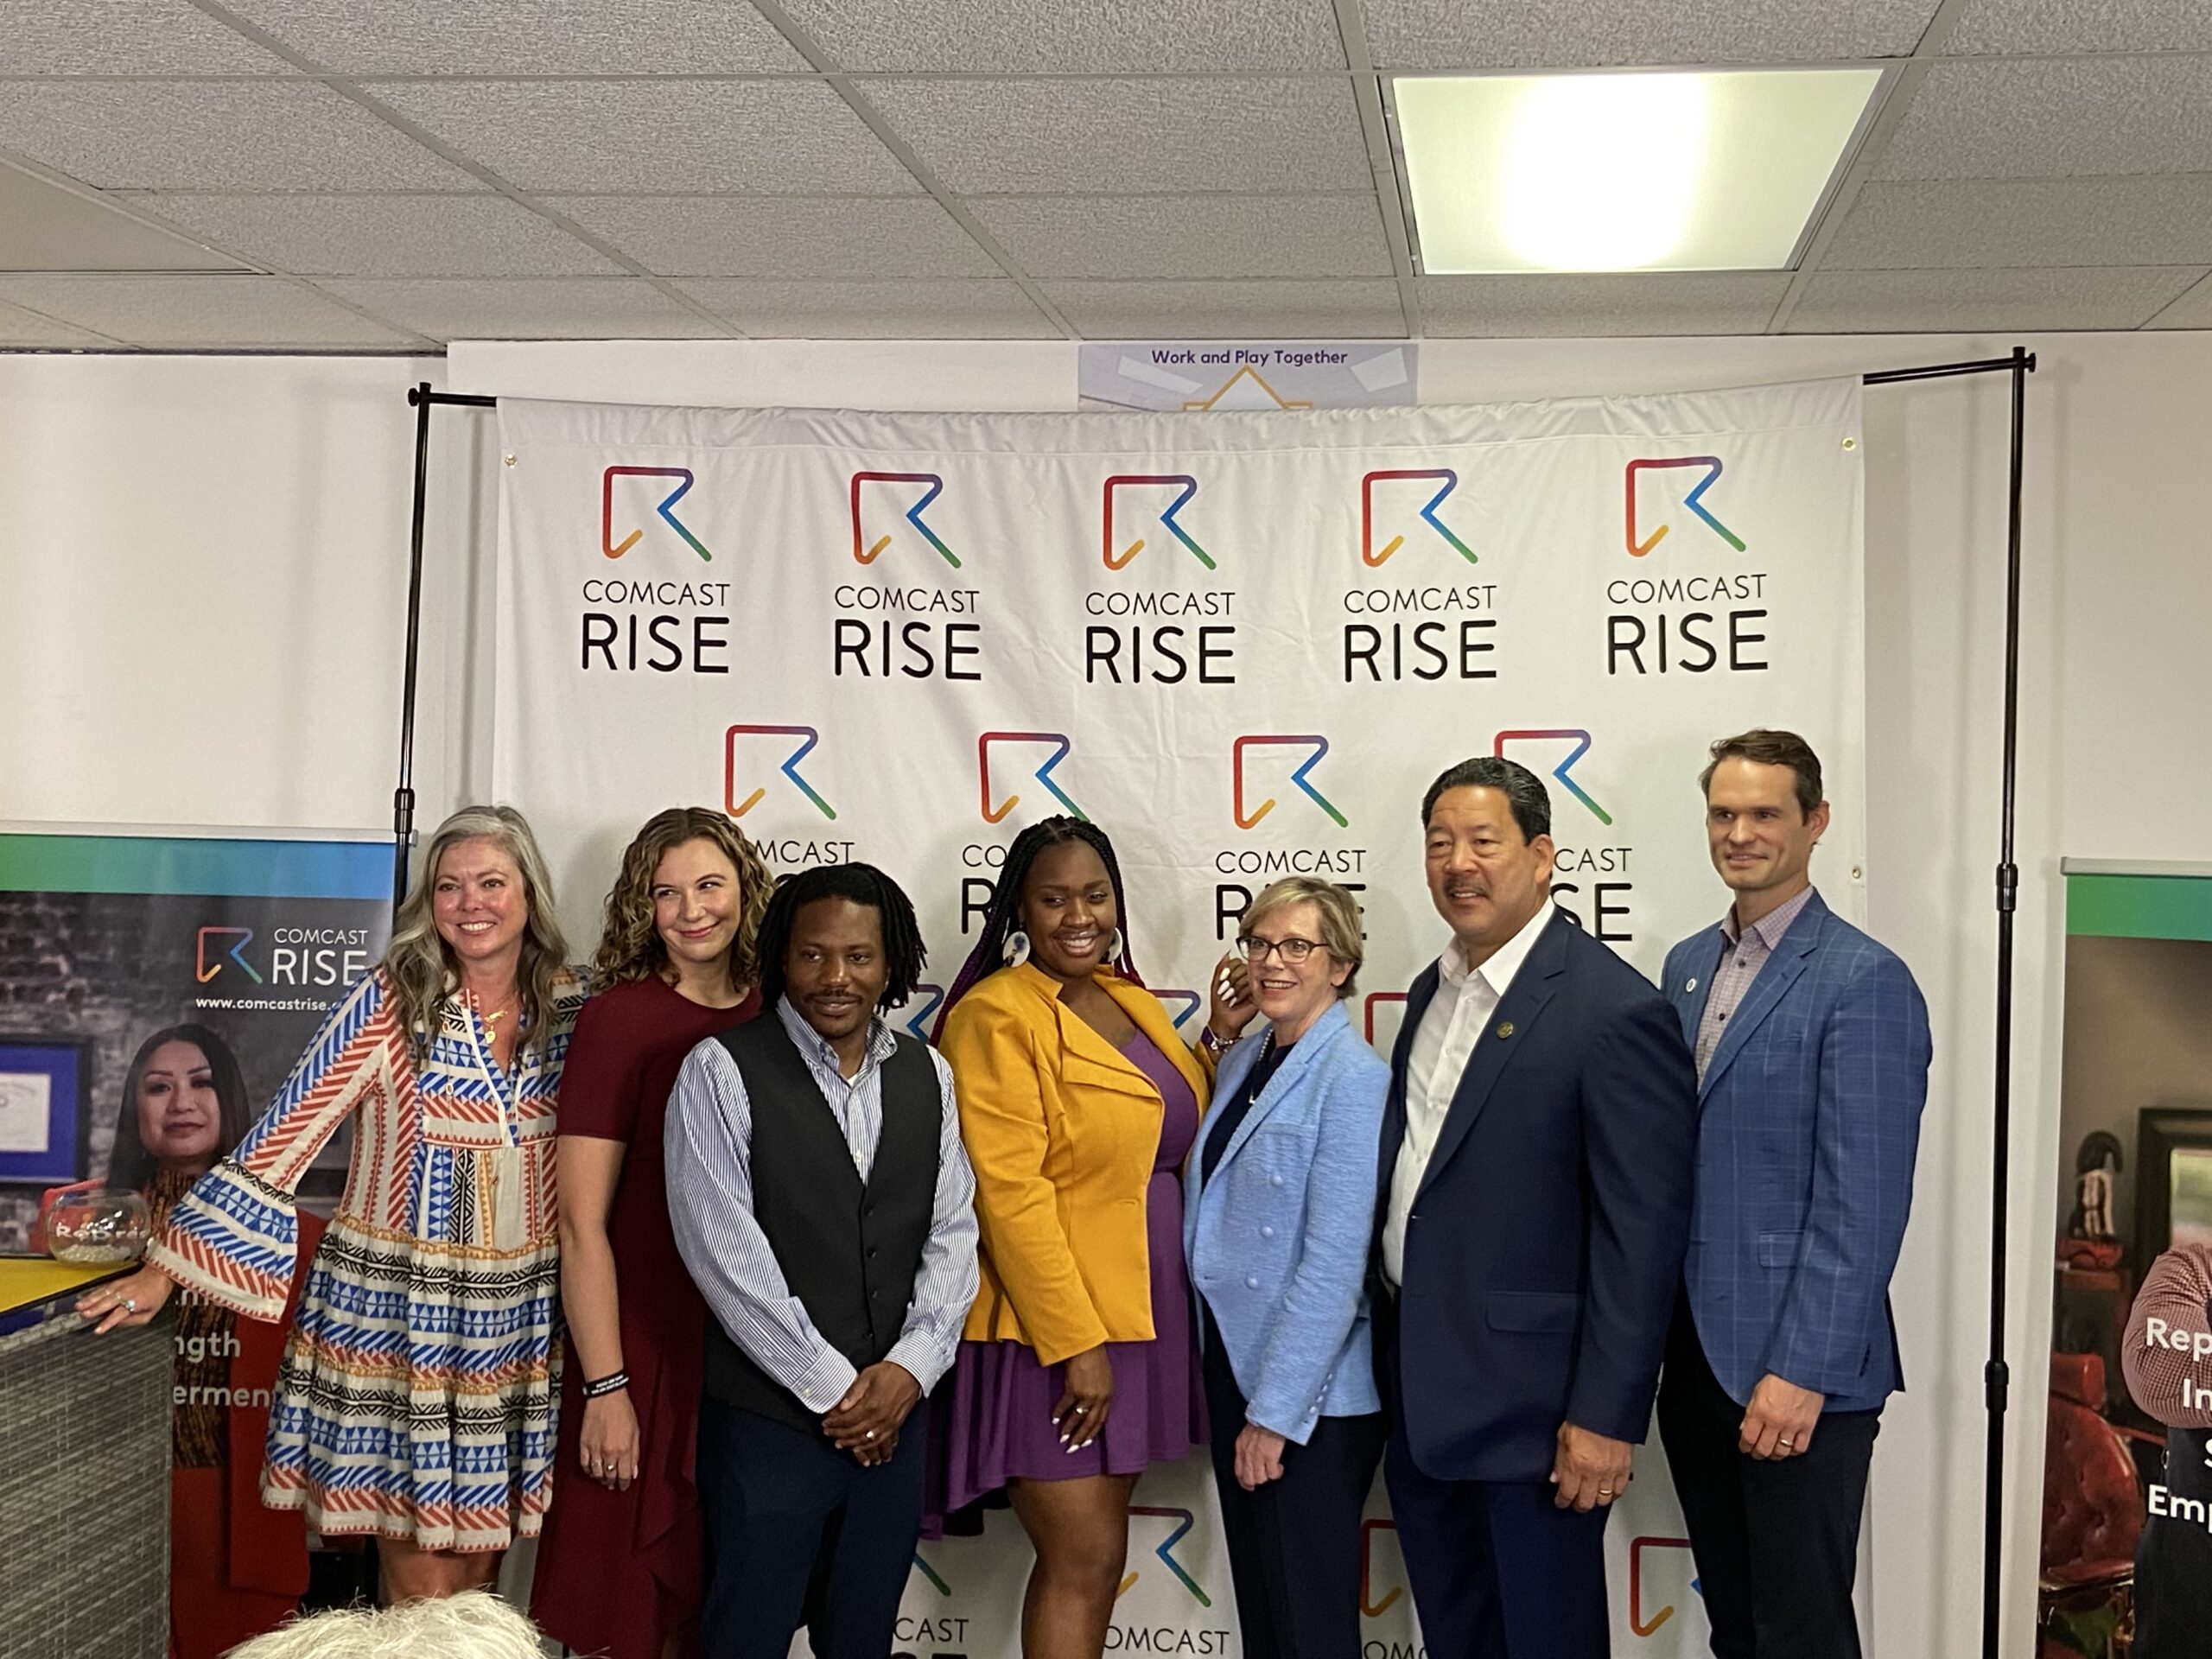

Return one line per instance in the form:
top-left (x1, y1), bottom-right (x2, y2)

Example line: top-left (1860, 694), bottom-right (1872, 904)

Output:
top-left (0, 1038), bottom-right (93, 1185)
top-left (2136, 1107), bottom-right (2212, 1270)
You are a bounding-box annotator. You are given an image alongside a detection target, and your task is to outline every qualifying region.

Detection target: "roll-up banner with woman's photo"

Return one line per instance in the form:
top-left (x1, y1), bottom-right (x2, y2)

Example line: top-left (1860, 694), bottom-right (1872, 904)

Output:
top-left (2041, 862), bottom-right (2212, 1659)
top-left (0, 830), bottom-right (389, 1658)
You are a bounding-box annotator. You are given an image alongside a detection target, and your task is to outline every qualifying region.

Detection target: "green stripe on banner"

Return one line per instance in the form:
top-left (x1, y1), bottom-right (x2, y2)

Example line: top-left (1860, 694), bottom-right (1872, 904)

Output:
top-left (2066, 873), bottom-right (2212, 942)
top-left (0, 834), bottom-right (391, 899)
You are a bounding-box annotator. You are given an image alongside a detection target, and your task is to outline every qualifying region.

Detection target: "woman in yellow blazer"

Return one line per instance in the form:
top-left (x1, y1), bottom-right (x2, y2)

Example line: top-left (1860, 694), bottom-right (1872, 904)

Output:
top-left (932, 816), bottom-right (1213, 1659)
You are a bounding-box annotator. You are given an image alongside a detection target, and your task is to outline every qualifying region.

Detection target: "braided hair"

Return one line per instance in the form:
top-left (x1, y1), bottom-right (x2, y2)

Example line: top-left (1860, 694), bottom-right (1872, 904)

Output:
top-left (755, 861), bottom-right (928, 1012)
top-left (934, 816), bottom-right (1140, 1039)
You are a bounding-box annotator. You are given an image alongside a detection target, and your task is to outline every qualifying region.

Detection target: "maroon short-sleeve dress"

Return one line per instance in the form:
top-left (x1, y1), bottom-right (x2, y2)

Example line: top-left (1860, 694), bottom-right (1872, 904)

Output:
top-left (531, 976), bottom-right (760, 1659)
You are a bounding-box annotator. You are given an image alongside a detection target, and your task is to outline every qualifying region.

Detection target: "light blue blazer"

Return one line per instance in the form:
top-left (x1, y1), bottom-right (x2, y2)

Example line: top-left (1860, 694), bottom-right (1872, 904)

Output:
top-left (1182, 999), bottom-right (1388, 1443)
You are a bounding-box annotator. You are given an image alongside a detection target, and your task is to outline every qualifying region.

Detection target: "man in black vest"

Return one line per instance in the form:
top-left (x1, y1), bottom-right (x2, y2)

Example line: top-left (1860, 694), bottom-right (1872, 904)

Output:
top-left (667, 862), bottom-right (978, 1659)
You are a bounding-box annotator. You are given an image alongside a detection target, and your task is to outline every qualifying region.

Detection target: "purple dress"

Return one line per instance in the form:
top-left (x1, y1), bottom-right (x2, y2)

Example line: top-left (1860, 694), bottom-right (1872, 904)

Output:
top-left (935, 1027), bottom-right (1206, 1510)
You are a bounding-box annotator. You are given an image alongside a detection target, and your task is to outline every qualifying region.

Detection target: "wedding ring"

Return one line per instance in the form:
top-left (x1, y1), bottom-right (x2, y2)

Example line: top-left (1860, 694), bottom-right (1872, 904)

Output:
top-left (864, 1429), bottom-right (876, 1440)
top-left (122, 1298), bottom-right (137, 1314)
top-left (1779, 1436), bottom-right (1796, 1447)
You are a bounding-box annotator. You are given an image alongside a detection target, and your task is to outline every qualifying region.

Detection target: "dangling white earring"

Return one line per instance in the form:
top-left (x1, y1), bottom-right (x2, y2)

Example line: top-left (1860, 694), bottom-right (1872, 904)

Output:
top-left (1103, 928), bottom-right (1124, 963)
top-left (1001, 930), bottom-right (1031, 968)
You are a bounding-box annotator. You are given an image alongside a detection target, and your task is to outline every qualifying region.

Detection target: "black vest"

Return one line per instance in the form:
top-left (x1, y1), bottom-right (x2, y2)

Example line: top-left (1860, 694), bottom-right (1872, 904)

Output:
top-left (702, 1015), bottom-right (942, 1432)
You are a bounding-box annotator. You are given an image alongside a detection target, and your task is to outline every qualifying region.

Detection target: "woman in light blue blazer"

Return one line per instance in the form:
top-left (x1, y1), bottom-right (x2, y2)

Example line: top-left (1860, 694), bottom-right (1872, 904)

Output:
top-left (1186, 876), bottom-right (1389, 1659)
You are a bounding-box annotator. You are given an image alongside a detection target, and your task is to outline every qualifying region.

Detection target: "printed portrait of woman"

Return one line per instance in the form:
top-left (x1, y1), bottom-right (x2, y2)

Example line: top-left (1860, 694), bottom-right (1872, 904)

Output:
top-left (108, 1023), bottom-right (253, 1188)
top-left (108, 1020), bottom-right (321, 1659)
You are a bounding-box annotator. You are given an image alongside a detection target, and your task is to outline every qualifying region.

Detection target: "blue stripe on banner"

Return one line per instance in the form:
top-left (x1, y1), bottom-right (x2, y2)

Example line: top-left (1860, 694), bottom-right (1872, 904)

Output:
top-left (0, 833), bottom-right (391, 898)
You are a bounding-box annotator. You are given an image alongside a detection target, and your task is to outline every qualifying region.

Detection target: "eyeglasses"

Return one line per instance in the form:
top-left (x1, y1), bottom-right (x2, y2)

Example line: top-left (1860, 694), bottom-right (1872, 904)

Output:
top-left (1233, 935), bottom-right (1325, 965)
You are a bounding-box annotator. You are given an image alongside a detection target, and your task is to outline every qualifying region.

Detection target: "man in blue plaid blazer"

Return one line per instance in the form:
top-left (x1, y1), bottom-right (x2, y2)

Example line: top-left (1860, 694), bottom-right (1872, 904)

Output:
top-left (1657, 730), bottom-right (1929, 1659)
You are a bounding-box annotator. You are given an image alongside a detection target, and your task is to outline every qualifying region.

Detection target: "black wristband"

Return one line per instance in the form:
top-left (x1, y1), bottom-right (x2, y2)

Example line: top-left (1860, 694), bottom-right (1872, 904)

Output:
top-left (582, 1370), bottom-right (629, 1399)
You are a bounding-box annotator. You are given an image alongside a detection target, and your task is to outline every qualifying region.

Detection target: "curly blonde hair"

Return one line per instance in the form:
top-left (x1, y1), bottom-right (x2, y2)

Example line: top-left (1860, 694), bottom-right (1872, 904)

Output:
top-left (385, 805), bottom-right (568, 1058)
top-left (592, 807), bottom-right (774, 994)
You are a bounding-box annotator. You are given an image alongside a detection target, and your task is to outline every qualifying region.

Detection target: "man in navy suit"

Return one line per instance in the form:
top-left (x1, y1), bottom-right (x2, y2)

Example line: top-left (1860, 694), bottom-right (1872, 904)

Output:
top-left (1376, 756), bottom-right (1698, 1659)
top-left (1657, 730), bottom-right (1929, 1659)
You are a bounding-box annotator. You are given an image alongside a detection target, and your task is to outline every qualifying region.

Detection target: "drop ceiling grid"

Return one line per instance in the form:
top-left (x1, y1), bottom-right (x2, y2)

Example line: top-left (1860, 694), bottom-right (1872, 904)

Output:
top-left (1, 0), bottom-right (2211, 341)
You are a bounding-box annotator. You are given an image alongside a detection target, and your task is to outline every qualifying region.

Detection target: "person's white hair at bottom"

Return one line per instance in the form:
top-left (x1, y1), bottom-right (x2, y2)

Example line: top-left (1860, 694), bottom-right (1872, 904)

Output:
top-left (222, 1591), bottom-right (545, 1658)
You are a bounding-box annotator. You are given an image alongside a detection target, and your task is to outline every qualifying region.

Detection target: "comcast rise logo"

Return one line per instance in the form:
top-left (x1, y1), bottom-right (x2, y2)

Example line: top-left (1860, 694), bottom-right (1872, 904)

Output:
top-left (724, 725), bottom-right (835, 820)
top-left (602, 466), bottom-right (711, 563)
top-left (1233, 735), bottom-right (1346, 830)
top-left (1624, 455), bottom-right (1744, 557)
top-left (1103, 474), bottom-right (1215, 570)
top-left (851, 471), bottom-right (959, 569)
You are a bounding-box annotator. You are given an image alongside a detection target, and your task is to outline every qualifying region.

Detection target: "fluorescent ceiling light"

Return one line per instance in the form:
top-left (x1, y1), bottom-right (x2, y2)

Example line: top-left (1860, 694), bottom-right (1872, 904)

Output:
top-left (1395, 68), bottom-right (1883, 274)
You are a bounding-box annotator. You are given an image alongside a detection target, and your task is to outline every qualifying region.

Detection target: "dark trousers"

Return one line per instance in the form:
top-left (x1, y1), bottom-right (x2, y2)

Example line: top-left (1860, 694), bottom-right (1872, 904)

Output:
top-left (1199, 1309), bottom-right (1384, 1659)
top-left (1655, 1297), bottom-right (1879, 1659)
top-left (696, 1393), bottom-right (925, 1659)
top-left (2135, 1515), bottom-right (2212, 1659)
top-left (1382, 1424), bottom-right (1611, 1659)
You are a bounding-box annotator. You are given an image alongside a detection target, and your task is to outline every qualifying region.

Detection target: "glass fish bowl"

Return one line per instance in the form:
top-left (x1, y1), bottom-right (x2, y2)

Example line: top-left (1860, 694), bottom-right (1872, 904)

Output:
top-left (47, 1188), bottom-right (152, 1266)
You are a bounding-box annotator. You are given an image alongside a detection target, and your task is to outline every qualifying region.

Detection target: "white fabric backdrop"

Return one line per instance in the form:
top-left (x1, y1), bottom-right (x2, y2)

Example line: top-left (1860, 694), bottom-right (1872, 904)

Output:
top-left (492, 379), bottom-right (1866, 1656)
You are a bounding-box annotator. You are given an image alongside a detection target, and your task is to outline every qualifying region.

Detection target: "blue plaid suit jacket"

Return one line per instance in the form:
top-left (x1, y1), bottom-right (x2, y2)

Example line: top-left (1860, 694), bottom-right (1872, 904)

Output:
top-left (1661, 889), bottom-right (1930, 1414)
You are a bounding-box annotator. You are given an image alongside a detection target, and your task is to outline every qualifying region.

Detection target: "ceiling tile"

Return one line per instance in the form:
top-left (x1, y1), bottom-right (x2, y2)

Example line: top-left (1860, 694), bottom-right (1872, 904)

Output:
top-left (118, 193), bottom-right (622, 277)
top-left (547, 195), bottom-right (1000, 277)
top-left (0, 0), bottom-right (289, 73)
top-left (1946, 0), bottom-right (2212, 55)
top-left (865, 77), bottom-right (1371, 194)
top-left (2145, 272), bottom-right (2212, 327)
top-left (1041, 278), bottom-right (1404, 337)
top-left (675, 277), bottom-right (1056, 337)
top-left (1418, 271), bottom-right (1789, 336)
top-left (0, 81), bottom-right (474, 191)
top-left (1877, 56), bottom-right (2212, 180)
top-left (1823, 176), bottom-right (2212, 269)
top-left (0, 164), bottom-right (242, 271)
top-left (222, 0), bottom-right (809, 74)
top-left (321, 277), bottom-right (728, 340)
top-left (1363, 0), bottom-right (1937, 69)
top-left (368, 79), bottom-right (919, 194)
top-left (1782, 266), bottom-right (2202, 332)
top-left (0, 274), bottom-right (420, 346)
top-left (773, 0), bottom-right (1344, 72)
top-left (967, 194), bottom-right (1390, 279)
top-left (0, 296), bottom-right (118, 346)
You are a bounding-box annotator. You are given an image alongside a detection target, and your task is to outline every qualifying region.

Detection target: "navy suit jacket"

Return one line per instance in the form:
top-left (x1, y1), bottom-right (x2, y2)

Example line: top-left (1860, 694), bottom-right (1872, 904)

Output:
top-left (1376, 907), bottom-right (1698, 1483)
top-left (1662, 889), bottom-right (1930, 1414)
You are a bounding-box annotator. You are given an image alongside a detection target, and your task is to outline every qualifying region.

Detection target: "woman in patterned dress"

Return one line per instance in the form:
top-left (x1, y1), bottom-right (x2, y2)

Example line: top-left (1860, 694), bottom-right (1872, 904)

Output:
top-left (80, 804), bottom-right (585, 1604)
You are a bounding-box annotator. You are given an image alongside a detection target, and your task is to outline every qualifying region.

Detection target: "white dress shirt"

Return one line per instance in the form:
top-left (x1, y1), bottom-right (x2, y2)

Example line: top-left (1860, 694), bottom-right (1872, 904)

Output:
top-left (1382, 902), bottom-right (1556, 1286)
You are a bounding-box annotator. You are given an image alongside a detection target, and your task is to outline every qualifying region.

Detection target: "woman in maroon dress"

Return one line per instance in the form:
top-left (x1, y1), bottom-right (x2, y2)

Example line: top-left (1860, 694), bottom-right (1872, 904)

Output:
top-left (532, 807), bottom-right (772, 1659)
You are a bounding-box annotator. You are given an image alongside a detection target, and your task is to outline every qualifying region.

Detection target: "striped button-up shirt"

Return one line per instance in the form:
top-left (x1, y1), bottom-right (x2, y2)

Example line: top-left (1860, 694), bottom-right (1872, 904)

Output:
top-left (664, 997), bottom-right (979, 1414)
top-left (1694, 883), bottom-right (1818, 1082)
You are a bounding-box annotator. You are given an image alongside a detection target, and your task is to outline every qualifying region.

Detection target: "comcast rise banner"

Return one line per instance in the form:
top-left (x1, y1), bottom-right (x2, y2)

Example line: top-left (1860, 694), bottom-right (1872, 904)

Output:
top-left (493, 382), bottom-right (1868, 1656)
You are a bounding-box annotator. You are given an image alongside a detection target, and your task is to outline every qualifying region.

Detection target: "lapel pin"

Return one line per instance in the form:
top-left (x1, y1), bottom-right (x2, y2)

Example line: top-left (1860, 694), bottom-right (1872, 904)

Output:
top-left (1495, 1020), bottom-right (1515, 1039)
top-left (1685, 978), bottom-right (1698, 993)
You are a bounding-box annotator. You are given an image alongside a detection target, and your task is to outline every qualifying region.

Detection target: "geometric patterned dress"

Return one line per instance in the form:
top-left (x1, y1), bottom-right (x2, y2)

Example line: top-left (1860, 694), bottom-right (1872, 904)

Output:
top-left (147, 966), bottom-right (587, 1554)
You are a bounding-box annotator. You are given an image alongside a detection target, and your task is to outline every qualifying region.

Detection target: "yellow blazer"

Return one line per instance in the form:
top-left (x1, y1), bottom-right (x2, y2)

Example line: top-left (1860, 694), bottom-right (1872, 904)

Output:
top-left (940, 960), bottom-right (1211, 1366)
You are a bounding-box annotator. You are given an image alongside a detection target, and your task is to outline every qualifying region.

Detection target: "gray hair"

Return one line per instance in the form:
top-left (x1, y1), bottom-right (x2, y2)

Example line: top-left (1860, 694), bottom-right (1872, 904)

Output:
top-left (1420, 756), bottom-right (1552, 843)
top-left (384, 804), bottom-right (568, 1058)
top-left (1237, 877), bottom-right (1365, 998)
top-left (223, 1592), bottom-right (544, 1659)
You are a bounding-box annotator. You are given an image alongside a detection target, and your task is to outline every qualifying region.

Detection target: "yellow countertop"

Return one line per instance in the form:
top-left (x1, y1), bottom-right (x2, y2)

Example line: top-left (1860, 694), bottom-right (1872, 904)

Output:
top-left (0, 1256), bottom-right (130, 1319)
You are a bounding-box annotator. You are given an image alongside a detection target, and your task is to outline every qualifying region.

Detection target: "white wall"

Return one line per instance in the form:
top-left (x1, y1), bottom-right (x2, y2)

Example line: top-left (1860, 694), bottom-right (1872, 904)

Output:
top-left (8, 327), bottom-right (2211, 1657)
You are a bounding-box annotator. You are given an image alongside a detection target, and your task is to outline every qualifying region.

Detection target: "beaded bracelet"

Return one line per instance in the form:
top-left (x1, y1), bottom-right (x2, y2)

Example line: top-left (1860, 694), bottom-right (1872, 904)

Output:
top-left (582, 1370), bottom-right (629, 1399)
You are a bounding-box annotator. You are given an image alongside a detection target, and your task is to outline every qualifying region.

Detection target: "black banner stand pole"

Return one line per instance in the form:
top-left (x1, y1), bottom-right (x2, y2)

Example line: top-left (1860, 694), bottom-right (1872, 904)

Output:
top-left (392, 383), bottom-right (494, 918)
top-left (392, 350), bottom-right (2036, 1656)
